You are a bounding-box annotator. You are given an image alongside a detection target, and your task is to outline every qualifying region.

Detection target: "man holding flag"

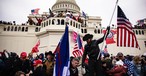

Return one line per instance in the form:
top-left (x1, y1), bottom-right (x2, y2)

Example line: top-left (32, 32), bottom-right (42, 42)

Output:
top-left (82, 26), bottom-right (110, 76)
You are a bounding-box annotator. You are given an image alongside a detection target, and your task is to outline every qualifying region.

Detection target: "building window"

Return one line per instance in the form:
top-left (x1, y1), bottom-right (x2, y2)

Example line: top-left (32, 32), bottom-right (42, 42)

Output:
top-left (84, 29), bottom-right (87, 33)
top-left (139, 30), bottom-right (141, 35)
top-left (22, 27), bottom-right (25, 32)
top-left (142, 30), bottom-right (144, 35)
top-left (46, 21), bottom-right (48, 26)
top-left (70, 21), bottom-right (72, 26)
top-left (35, 27), bottom-right (38, 32)
top-left (78, 24), bottom-right (80, 29)
top-left (76, 23), bottom-right (78, 28)
top-left (7, 26), bottom-right (10, 31)
top-left (44, 22), bottom-right (46, 27)
top-left (14, 27), bottom-right (17, 31)
top-left (136, 30), bottom-right (138, 35)
top-left (81, 29), bottom-right (83, 33)
top-left (4, 27), bottom-right (6, 31)
top-left (94, 29), bottom-right (97, 33)
top-left (11, 26), bottom-right (13, 31)
top-left (57, 19), bottom-right (60, 25)
top-left (73, 22), bottom-right (75, 27)
top-left (52, 19), bottom-right (55, 25)
top-left (98, 29), bottom-right (100, 34)
top-left (49, 20), bottom-right (51, 25)
top-left (61, 19), bottom-right (65, 25)
top-left (25, 27), bottom-right (28, 32)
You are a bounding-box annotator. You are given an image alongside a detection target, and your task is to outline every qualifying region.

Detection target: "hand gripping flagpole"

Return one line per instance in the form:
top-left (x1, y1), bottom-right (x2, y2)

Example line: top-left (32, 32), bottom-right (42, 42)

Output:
top-left (97, 0), bottom-right (119, 60)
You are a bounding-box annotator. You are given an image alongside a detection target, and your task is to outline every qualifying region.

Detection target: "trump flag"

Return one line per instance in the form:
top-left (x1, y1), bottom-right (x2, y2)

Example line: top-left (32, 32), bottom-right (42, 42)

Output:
top-left (103, 30), bottom-right (116, 44)
top-left (53, 25), bottom-right (70, 76)
top-left (72, 34), bottom-right (84, 57)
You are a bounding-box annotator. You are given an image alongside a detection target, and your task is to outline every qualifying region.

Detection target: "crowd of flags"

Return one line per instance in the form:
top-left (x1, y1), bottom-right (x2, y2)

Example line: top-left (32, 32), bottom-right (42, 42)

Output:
top-left (31, 5), bottom-right (141, 55)
top-left (30, 8), bottom-right (86, 24)
top-left (30, 5), bottom-right (142, 76)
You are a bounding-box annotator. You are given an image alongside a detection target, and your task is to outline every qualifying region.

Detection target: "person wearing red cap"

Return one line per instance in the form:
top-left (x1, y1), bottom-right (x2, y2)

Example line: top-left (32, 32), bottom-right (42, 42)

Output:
top-left (20, 52), bottom-right (27, 59)
top-left (33, 59), bottom-right (46, 76)
top-left (16, 52), bottom-right (31, 76)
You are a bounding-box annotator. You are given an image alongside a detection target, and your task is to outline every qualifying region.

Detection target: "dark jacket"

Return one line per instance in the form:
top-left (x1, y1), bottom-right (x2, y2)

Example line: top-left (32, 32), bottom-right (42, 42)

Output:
top-left (33, 65), bottom-right (46, 76)
top-left (82, 36), bottom-right (105, 62)
top-left (82, 36), bottom-right (106, 76)
top-left (17, 58), bottom-right (31, 74)
top-left (70, 65), bottom-right (79, 76)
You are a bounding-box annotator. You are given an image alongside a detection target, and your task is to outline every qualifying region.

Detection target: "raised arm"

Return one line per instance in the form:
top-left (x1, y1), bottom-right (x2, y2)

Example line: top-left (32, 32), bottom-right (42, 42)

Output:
top-left (95, 26), bottom-right (110, 44)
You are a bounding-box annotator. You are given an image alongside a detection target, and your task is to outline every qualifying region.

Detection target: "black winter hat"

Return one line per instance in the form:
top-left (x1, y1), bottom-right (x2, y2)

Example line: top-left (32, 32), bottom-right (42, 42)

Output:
top-left (83, 34), bottom-right (93, 41)
top-left (45, 51), bottom-right (54, 57)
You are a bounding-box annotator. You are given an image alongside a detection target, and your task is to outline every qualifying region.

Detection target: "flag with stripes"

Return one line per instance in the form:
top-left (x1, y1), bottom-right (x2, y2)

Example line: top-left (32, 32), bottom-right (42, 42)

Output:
top-left (117, 6), bottom-right (140, 49)
top-left (72, 31), bottom-right (84, 57)
top-left (31, 8), bottom-right (40, 14)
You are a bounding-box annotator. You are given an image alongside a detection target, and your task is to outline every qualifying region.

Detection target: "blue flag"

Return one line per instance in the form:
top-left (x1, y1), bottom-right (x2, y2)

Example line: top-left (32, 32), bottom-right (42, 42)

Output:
top-left (82, 11), bottom-right (86, 18)
top-left (53, 25), bottom-right (70, 76)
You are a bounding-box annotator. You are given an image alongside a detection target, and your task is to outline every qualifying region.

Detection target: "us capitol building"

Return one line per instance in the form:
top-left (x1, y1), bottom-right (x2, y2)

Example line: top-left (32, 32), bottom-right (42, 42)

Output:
top-left (0, 0), bottom-right (146, 56)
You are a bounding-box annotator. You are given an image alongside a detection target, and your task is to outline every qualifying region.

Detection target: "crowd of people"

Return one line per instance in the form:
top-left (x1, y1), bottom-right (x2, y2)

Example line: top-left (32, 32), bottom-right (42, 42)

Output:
top-left (0, 49), bottom-right (146, 76)
top-left (0, 20), bottom-right (15, 25)
top-left (0, 20), bottom-right (26, 25)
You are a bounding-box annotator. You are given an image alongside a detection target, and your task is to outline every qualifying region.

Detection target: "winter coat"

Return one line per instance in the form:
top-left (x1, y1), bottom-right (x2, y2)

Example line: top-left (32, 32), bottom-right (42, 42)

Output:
top-left (107, 65), bottom-right (127, 76)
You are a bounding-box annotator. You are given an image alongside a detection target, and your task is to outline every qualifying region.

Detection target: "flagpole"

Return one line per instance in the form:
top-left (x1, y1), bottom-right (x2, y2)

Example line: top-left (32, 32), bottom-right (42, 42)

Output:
top-left (97, 0), bottom-right (119, 60)
top-left (108, 0), bottom-right (119, 27)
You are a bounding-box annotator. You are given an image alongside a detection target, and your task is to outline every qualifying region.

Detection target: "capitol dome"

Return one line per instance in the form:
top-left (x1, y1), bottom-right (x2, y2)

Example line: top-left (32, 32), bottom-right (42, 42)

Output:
top-left (51, 0), bottom-right (80, 14)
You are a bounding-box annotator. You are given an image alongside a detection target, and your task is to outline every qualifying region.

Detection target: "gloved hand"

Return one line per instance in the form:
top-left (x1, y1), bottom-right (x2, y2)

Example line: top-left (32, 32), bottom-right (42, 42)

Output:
top-left (106, 26), bottom-right (110, 35)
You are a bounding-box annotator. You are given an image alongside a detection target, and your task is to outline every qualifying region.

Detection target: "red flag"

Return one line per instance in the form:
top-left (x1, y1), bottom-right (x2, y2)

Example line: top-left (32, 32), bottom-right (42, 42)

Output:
top-left (32, 40), bottom-right (40, 53)
top-left (117, 6), bottom-right (140, 49)
top-left (103, 30), bottom-right (116, 44)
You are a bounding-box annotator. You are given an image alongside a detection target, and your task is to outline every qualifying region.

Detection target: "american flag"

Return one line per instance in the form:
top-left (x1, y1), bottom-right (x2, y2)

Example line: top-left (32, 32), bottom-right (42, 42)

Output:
top-left (72, 31), bottom-right (84, 57)
top-left (31, 8), bottom-right (40, 14)
top-left (117, 6), bottom-right (140, 49)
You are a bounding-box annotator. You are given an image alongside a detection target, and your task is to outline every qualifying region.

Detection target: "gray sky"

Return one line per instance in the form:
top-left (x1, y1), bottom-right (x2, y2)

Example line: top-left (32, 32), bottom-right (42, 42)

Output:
top-left (0, 0), bottom-right (146, 27)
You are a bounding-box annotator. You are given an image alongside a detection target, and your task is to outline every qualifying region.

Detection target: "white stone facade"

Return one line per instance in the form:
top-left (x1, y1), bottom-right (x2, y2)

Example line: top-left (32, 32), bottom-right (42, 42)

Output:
top-left (0, 0), bottom-right (146, 56)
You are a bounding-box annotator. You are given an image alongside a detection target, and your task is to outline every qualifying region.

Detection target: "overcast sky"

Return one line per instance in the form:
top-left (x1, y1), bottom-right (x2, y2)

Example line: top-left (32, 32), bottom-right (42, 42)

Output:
top-left (0, 0), bottom-right (146, 27)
